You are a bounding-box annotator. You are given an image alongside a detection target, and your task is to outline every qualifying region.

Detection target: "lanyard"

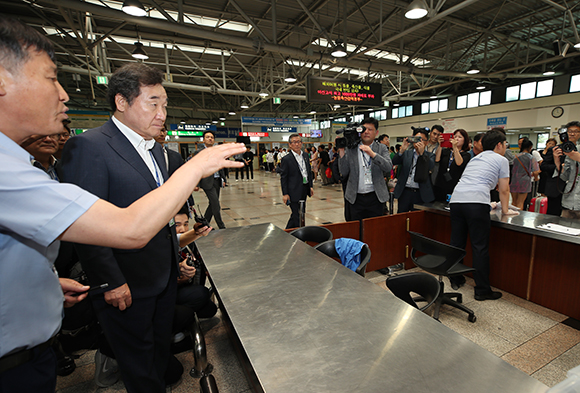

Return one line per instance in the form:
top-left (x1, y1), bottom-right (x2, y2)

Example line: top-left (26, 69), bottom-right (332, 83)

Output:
top-left (148, 150), bottom-right (162, 187)
top-left (360, 148), bottom-right (372, 168)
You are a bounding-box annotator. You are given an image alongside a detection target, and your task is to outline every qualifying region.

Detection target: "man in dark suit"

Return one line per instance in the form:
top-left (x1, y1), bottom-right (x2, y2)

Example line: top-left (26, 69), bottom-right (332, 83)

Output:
top-left (196, 130), bottom-right (226, 229)
top-left (154, 124), bottom-right (184, 175)
top-left (61, 63), bottom-right (180, 393)
top-left (392, 127), bottom-right (435, 213)
top-left (280, 133), bottom-right (314, 229)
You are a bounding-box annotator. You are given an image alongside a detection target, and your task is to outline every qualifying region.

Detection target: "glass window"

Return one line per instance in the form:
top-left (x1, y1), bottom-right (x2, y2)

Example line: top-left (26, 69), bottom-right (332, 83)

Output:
top-left (392, 108), bottom-right (399, 119)
top-left (379, 110), bottom-right (387, 120)
top-left (421, 102), bottom-right (429, 114)
top-left (537, 79), bottom-right (553, 97)
top-left (467, 92), bottom-right (479, 108)
top-left (570, 74), bottom-right (580, 93)
top-left (479, 90), bottom-right (491, 106)
top-left (406, 105), bottom-right (413, 117)
top-left (536, 133), bottom-right (550, 149)
top-left (429, 100), bottom-right (438, 113)
top-left (399, 107), bottom-right (406, 118)
top-left (354, 114), bottom-right (364, 123)
top-left (506, 86), bottom-right (520, 102)
top-left (457, 95), bottom-right (467, 109)
top-left (520, 82), bottom-right (537, 100)
top-left (439, 99), bottom-right (448, 112)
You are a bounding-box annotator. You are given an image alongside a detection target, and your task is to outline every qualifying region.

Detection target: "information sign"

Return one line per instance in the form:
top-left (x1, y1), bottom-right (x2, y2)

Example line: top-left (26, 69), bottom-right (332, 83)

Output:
top-left (306, 76), bottom-right (382, 106)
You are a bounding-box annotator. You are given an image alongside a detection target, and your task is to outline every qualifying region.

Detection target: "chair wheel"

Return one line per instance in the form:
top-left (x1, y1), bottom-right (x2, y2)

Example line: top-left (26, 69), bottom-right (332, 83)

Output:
top-left (457, 295), bottom-right (462, 303)
top-left (468, 314), bottom-right (476, 323)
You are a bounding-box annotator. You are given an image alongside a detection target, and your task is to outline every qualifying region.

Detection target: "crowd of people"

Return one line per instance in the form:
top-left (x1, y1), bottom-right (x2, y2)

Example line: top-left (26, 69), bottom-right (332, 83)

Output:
top-left (3, 14), bottom-right (580, 393)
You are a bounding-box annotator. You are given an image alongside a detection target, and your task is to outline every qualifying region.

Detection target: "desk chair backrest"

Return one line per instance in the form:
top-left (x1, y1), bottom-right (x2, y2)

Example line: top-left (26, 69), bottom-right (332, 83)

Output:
top-left (289, 226), bottom-right (333, 245)
top-left (315, 239), bottom-right (371, 277)
top-left (386, 272), bottom-right (441, 312)
top-left (408, 231), bottom-right (467, 276)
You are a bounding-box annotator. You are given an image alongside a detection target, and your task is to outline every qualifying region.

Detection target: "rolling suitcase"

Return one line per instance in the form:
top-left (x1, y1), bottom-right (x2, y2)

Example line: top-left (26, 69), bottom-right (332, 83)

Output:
top-left (529, 196), bottom-right (548, 214)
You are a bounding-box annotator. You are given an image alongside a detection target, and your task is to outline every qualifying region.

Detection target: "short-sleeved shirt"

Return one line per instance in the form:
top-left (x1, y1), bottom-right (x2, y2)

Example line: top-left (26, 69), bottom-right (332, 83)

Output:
top-left (450, 150), bottom-right (510, 205)
top-left (0, 131), bottom-right (98, 357)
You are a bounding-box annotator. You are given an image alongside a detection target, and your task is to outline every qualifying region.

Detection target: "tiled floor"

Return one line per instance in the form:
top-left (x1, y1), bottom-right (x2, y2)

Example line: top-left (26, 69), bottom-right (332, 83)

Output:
top-left (56, 169), bottom-right (580, 392)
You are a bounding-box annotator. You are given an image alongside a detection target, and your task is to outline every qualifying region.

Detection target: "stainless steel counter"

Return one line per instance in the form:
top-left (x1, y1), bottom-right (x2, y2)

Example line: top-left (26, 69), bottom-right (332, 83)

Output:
top-left (196, 223), bottom-right (547, 393)
top-left (416, 202), bottom-right (580, 245)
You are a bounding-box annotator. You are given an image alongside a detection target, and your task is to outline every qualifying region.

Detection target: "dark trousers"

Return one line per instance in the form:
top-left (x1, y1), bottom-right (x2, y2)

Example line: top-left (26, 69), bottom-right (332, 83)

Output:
top-left (449, 203), bottom-right (492, 295)
top-left (235, 160), bottom-right (245, 179)
top-left (92, 272), bottom-right (177, 393)
top-left (286, 184), bottom-right (309, 229)
top-left (345, 192), bottom-right (384, 221)
top-left (396, 187), bottom-right (424, 213)
top-left (0, 347), bottom-right (56, 393)
top-left (245, 163), bottom-right (253, 179)
top-left (204, 178), bottom-right (225, 229)
top-left (176, 284), bottom-right (217, 319)
top-left (547, 194), bottom-right (563, 216)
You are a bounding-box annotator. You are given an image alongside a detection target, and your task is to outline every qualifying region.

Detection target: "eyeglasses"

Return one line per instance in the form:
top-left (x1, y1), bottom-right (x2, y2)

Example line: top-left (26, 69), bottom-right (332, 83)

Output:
top-left (289, 140), bottom-right (302, 144)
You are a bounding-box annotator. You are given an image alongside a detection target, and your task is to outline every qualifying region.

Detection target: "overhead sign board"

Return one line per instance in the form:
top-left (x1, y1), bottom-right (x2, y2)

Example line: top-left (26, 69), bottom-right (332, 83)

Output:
top-left (95, 75), bottom-right (108, 85)
top-left (306, 76), bottom-right (382, 106)
top-left (240, 132), bottom-right (269, 137)
top-left (242, 117), bottom-right (312, 126)
top-left (169, 130), bottom-right (204, 137)
top-left (262, 126), bottom-right (297, 133)
top-left (487, 117), bottom-right (507, 130)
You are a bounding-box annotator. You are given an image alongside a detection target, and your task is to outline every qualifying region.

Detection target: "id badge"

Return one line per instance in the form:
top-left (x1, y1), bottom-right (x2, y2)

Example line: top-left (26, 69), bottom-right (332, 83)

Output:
top-left (364, 166), bottom-right (373, 185)
top-left (303, 176), bottom-right (308, 184)
top-left (169, 217), bottom-right (175, 227)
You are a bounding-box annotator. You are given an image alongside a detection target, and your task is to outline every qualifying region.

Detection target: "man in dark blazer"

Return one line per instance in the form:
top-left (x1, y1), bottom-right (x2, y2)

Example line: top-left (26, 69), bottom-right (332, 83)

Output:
top-left (280, 134), bottom-right (314, 229)
top-left (196, 130), bottom-right (226, 229)
top-left (61, 64), bottom-right (179, 393)
top-left (338, 117), bottom-right (392, 221)
top-left (392, 127), bottom-right (435, 213)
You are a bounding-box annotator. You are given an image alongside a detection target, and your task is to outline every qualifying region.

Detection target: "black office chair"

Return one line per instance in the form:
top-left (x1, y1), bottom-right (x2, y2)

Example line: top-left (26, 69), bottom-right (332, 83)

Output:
top-left (289, 226), bottom-right (333, 245)
top-left (408, 231), bottom-right (477, 323)
top-left (386, 272), bottom-right (441, 313)
top-left (315, 239), bottom-right (371, 277)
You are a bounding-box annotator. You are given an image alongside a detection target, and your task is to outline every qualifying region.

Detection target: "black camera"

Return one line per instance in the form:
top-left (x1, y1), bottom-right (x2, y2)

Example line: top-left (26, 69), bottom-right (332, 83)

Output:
top-left (191, 205), bottom-right (210, 228)
top-left (406, 126), bottom-right (430, 144)
top-left (336, 122), bottom-right (365, 149)
top-left (558, 127), bottom-right (577, 153)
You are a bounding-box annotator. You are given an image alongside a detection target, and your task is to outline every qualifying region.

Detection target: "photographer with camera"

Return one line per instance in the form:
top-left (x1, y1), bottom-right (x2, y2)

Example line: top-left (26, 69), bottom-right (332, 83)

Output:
top-left (553, 121), bottom-right (580, 219)
top-left (337, 117), bottom-right (392, 221)
top-left (392, 127), bottom-right (436, 213)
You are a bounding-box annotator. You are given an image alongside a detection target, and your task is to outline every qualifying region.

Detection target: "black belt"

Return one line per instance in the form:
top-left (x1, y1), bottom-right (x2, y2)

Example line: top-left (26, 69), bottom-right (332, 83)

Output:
top-left (0, 336), bottom-right (56, 374)
top-left (405, 187), bottom-right (420, 193)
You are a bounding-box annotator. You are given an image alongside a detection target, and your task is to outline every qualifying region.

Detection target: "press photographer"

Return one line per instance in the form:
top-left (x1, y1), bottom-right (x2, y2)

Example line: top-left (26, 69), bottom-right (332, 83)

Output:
top-left (337, 117), bottom-right (392, 221)
top-left (553, 121), bottom-right (580, 219)
top-left (392, 126), bottom-right (436, 213)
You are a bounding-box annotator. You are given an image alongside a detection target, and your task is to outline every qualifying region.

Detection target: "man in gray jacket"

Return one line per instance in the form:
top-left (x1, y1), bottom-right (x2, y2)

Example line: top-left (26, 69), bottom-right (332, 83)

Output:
top-left (338, 117), bottom-right (392, 221)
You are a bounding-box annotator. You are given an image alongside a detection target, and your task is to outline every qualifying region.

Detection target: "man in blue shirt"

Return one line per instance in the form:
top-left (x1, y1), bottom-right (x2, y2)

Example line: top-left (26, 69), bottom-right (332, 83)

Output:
top-left (0, 16), bottom-right (245, 392)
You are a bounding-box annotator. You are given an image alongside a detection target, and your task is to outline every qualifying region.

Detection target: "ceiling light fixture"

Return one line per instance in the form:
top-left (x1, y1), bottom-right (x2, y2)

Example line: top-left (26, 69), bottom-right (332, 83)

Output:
top-left (219, 116), bottom-right (226, 121)
top-left (258, 88), bottom-right (269, 97)
top-left (476, 84), bottom-right (486, 90)
top-left (405, 0), bottom-right (428, 20)
top-left (131, 42), bottom-right (149, 60)
top-left (331, 39), bottom-right (347, 58)
top-left (180, 119), bottom-right (186, 124)
top-left (240, 101), bottom-right (249, 109)
top-left (122, 0), bottom-right (147, 17)
top-left (284, 70), bottom-right (297, 83)
top-left (228, 110), bottom-right (236, 116)
top-left (466, 60), bottom-right (480, 75)
top-left (212, 119), bottom-right (218, 124)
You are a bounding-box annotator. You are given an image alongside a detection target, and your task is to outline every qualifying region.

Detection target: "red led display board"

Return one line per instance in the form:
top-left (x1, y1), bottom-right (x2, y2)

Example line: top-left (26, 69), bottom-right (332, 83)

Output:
top-left (306, 76), bottom-right (382, 106)
top-left (239, 132), bottom-right (269, 137)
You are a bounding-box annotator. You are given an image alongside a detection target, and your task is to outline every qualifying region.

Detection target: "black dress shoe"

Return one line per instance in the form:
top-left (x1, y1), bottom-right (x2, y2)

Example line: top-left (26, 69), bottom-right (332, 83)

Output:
top-left (474, 291), bottom-right (502, 301)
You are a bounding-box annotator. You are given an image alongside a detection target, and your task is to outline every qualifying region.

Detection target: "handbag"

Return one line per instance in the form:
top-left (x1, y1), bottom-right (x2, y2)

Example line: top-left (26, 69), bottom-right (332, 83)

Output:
top-left (325, 167), bottom-right (332, 178)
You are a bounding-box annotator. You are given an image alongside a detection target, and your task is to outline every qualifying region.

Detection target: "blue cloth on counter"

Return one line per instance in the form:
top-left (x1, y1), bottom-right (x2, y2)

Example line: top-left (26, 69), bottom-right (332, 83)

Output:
top-left (335, 238), bottom-right (365, 272)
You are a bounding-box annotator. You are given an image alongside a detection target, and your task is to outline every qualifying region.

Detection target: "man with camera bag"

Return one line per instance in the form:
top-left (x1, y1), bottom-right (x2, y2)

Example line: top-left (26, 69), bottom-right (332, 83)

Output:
top-left (392, 127), bottom-right (435, 213)
top-left (553, 121), bottom-right (580, 219)
top-left (338, 117), bottom-right (392, 221)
